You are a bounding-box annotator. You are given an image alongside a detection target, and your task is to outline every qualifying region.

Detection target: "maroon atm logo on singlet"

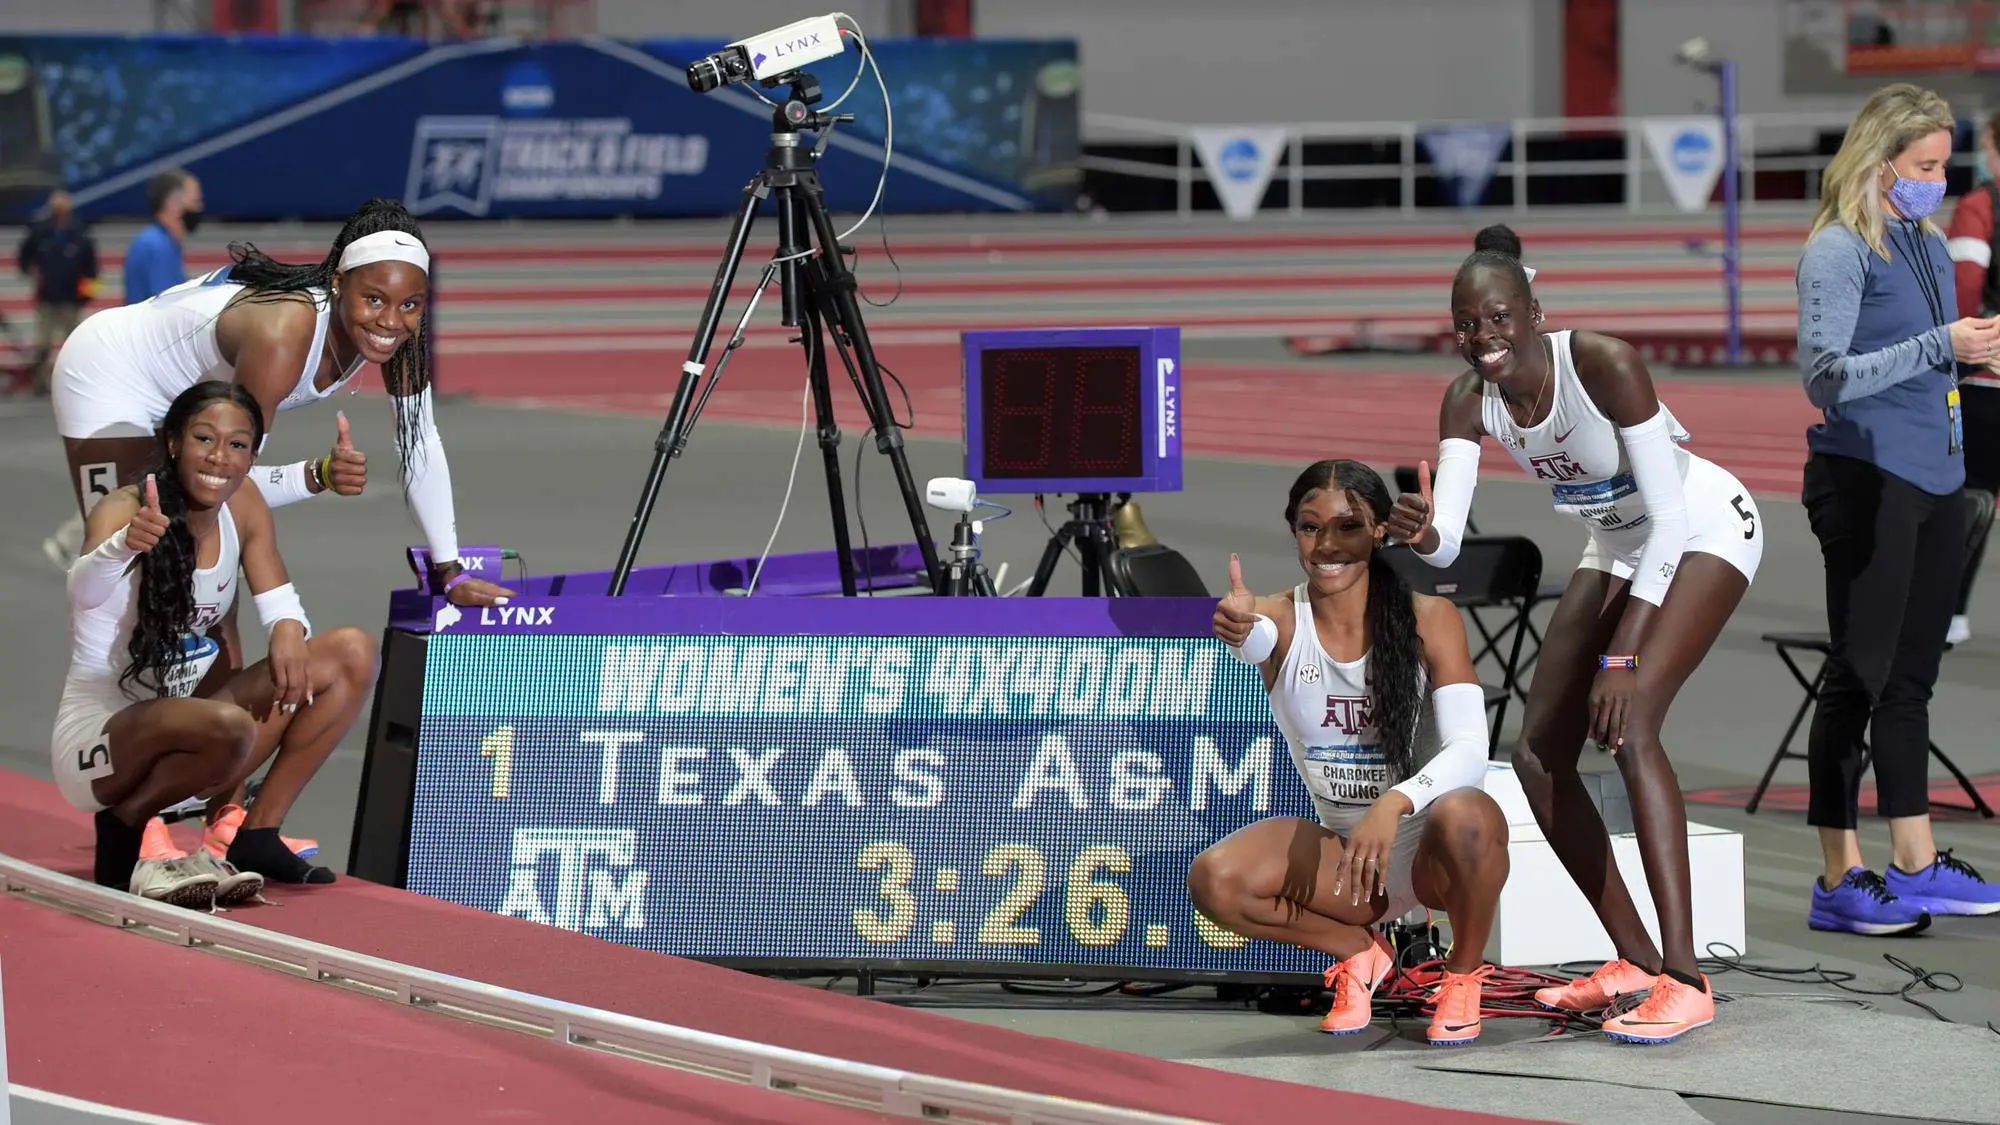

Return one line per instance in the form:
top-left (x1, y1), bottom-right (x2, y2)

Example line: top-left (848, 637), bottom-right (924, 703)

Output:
top-left (1529, 450), bottom-right (1588, 482)
top-left (1323, 695), bottom-right (1374, 735)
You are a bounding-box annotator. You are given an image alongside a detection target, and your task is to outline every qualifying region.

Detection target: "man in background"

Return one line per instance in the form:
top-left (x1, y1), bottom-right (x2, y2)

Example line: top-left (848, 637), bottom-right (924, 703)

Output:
top-left (14, 188), bottom-right (97, 396)
top-left (1943, 118), bottom-right (2000, 644)
top-left (123, 169), bottom-right (203, 305)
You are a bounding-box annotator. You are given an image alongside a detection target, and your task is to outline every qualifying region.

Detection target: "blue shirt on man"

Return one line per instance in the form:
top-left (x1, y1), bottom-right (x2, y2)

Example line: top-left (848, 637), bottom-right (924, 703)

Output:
top-left (1797, 217), bottom-right (1964, 496)
top-left (122, 222), bottom-right (185, 305)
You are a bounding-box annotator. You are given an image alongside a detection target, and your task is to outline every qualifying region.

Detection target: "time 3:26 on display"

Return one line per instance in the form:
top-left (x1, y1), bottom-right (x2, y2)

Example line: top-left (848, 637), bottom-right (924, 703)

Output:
top-left (852, 841), bottom-right (1245, 952)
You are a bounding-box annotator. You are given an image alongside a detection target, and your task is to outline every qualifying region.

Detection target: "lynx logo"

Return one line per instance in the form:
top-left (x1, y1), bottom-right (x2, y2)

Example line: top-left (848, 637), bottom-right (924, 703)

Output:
top-left (406, 116), bottom-right (709, 217)
top-left (497, 827), bottom-right (649, 932)
top-left (1529, 451), bottom-right (1589, 483)
top-left (1323, 694), bottom-right (1374, 735)
top-left (482, 604), bottom-right (556, 627)
top-left (434, 604), bottom-right (463, 632)
top-left (1157, 356), bottom-right (1178, 456)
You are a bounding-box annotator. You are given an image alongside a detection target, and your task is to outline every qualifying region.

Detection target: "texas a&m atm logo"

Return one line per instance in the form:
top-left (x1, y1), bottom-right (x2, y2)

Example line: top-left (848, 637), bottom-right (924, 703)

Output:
top-left (1529, 451), bottom-right (1589, 483)
top-left (1323, 694), bottom-right (1375, 735)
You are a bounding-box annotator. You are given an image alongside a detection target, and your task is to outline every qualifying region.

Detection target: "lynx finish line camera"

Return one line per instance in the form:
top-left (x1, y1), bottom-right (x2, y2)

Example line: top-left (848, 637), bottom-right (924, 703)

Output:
top-left (686, 14), bottom-right (848, 93)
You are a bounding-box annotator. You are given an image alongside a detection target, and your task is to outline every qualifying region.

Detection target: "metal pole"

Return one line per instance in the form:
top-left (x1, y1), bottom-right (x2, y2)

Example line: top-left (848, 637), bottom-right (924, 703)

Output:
top-left (1720, 59), bottom-right (1743, 366)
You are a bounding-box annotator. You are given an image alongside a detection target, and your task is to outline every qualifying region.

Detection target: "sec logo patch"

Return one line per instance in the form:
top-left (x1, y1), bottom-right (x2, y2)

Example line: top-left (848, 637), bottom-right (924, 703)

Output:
top-left (1298, 664), bottom-right (1320, 684)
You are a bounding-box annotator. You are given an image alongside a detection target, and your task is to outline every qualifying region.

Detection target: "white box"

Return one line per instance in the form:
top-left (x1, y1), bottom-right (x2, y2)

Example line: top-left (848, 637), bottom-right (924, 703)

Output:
top-left (1471, 764), bottom-right (1747, 968)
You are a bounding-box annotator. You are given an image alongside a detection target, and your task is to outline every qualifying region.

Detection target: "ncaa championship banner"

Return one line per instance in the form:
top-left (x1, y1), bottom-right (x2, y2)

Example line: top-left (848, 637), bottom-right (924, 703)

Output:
top-left (0, 34), bottom-right (1081, 222)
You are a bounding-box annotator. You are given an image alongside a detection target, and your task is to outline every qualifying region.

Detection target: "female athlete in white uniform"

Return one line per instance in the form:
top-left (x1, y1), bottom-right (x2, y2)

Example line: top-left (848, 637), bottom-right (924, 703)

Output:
top-left (1386, 229), bottom-right (1764, 1045)
top-left (49, 197), bottom-right (511, 609)
top-left (55, 381), bottom-right (380, 906)
top-left (1191, 459), bottom-right (1510, 1046)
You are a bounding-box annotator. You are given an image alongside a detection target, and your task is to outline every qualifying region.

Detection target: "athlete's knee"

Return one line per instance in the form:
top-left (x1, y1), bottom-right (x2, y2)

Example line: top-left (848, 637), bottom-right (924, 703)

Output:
top-left (1187, 843), bottom-right (1262, 915)
top-left (1510, 732), bottom-right (1573, 782)
top-left (190, 701), bottom-right (258, 778)
top-left (317, 625), bottom-right (381, 688)
top-left (1424, 790), bottom-right (1508, 867)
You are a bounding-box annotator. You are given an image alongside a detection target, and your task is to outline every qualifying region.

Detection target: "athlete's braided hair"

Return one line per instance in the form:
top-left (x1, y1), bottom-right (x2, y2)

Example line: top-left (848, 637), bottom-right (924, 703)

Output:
top-left (225, 197), bottom-right (436, 482)
top-left (122, 381), bottom-right (267, 700)
top-left (1283, 459), bottom-right (1426, 782)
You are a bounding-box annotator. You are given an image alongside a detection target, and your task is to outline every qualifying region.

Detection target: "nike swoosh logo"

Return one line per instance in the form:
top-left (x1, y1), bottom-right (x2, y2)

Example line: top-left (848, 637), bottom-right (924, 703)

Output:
top-left (1442, 1022), bottom-right (1478, 1032)
top-left (1554, 424), bottom-right (1577, 442)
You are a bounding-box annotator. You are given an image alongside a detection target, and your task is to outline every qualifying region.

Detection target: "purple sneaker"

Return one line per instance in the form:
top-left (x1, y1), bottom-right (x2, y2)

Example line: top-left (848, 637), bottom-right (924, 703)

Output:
top-left (1808, 868), bottom-right (1931, 936)
top-left (1885, 850), bottom-right (2000, 917)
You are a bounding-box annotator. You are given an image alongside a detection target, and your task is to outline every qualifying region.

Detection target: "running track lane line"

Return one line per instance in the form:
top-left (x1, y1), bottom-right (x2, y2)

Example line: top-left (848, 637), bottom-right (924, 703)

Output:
top-left (0, 892), bottom-right (899, 1125)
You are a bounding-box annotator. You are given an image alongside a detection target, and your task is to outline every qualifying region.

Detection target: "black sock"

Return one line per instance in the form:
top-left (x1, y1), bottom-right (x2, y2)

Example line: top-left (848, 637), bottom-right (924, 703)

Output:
top-left (94, 809), bottom-right (144, 890)
top-left (1664, 968), bottom-right (1706, 992)
top-left (227, 827), bottom-right (334, 885)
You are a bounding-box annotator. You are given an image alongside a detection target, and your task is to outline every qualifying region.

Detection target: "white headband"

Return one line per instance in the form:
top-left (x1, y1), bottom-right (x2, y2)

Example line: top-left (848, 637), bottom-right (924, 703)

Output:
top-left (338, 230), bottom-right (430, 275)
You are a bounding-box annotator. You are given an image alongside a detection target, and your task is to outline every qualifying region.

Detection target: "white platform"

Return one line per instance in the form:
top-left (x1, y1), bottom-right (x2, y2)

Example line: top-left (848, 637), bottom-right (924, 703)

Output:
top-left (1474, 763), bottom-right (1747, 968)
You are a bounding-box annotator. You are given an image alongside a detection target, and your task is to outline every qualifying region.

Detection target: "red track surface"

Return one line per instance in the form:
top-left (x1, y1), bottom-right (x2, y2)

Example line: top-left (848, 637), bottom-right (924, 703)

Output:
top-left (450, 343), bottom-right (1825, 497)
top-left (0, 770), bottom-right (1536, 1125)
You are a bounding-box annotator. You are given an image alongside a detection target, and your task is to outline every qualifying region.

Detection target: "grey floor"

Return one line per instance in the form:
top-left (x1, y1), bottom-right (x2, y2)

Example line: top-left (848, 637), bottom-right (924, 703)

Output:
top-left (2, 342), bottom-right (1996, 1125)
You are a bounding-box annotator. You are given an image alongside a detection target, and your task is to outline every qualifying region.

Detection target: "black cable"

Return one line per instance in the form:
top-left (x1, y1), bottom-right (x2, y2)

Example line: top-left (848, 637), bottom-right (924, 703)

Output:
top-left (1698, 942), bottom-right (1989, 1031)
top-left (853, 207), bottom-right (904, 310)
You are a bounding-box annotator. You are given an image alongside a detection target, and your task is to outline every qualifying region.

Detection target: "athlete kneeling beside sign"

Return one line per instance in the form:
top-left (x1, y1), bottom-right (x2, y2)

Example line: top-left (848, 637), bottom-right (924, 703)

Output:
top-left (1188, 458), bottom-right (1509, 1047)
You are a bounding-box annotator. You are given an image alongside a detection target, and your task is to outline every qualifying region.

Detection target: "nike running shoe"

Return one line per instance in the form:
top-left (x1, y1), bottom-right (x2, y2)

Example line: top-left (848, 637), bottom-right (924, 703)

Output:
top-left (129, 858), bottom-right (218, 911)
top-left (1809, 868), bottom-right (1931, 935)
top-left (1427, 964), bottom-right (1495, 1045)
top-left (1318, 938), bottom-right (1394, 1035)
top-left (1885, 850), bottom-right (2000, 916)
top-left (1534, 958), bottom-right (1660, 1013)
top-left (1601, 972), bottom-right (1714, 1044)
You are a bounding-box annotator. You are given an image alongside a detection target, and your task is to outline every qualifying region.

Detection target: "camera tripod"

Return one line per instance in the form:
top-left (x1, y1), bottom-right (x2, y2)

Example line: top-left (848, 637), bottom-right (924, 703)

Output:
top-left (608, 71), bottom-right (944, 597)
top-left (940, 510), bottom-right (1000, 596)
top-left (1025, 493), bottom-right (1125, 597)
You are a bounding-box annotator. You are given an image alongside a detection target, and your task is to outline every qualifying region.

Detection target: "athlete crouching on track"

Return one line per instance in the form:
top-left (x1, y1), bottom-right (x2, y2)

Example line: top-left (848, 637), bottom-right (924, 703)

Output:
top-left (1387, 232), bottom-right (1767, 1044)
top-left (1188, 459), bottom-right (1509, 1047)
top-left (51, 382), bottom-right (378, 909)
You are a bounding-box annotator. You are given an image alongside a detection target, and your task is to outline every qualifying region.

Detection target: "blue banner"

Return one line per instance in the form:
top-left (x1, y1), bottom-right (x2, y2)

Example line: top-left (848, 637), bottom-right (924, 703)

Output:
top-left (1418, 122), bottom-right (1511, 209)
top-left (404, 632), bottom-right (1330, 978)
top-left (0, 34), bottom-right (1081, 221)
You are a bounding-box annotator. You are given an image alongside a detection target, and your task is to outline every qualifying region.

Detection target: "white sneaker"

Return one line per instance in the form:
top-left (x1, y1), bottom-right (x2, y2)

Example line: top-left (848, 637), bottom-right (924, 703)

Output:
top-left (41, 514), bottom-right (84, 572)
top-left (128, 858), bottom-right (219, 911)
top-left (1948, 615), bottom-right (1972, 646)
top-left (178, 847), bottom-right (265, 906)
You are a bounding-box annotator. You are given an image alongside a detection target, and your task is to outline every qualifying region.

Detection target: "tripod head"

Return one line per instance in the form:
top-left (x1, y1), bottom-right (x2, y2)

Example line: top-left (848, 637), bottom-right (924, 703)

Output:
top-left (766, 71), bottom-right (855, 144)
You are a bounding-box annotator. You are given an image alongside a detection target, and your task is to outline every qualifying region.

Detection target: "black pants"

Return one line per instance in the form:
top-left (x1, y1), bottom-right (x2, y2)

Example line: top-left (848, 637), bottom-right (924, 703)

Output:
top-left (1954, 383), bottom-right (2000, 613)
top-left (1802, 452), bottom-right (1968, 828)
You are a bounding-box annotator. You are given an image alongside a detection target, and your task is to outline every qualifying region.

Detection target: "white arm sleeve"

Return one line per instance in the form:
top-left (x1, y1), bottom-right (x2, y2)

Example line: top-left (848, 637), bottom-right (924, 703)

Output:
top-left (1417, 438), bottom-right (1481, 567)
top-left (253, 460), bottom-right (319, 509)
top-left (1619, 408), bottom-right (1689, 608)
top-left (398, 388), bottom-right (461, 564)
top-left (1228, 614), bottom-right (1278, 664)
top-left (1390, 681), bottom-right (1489, 815)
top-left (67, 526), bottom-right (139, 611)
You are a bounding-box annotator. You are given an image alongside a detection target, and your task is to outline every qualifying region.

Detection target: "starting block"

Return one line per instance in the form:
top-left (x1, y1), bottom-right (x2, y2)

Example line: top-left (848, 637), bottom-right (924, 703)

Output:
top-left (1477, 762), bottom-right (1747, 968)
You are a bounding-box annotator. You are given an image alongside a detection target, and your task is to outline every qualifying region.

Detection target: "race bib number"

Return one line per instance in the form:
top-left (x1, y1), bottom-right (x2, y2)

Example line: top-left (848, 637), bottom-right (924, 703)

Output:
top-left (162, 634), bottom-right (221, 699)
top-left (1300, 743), bottom-right (1389, 807)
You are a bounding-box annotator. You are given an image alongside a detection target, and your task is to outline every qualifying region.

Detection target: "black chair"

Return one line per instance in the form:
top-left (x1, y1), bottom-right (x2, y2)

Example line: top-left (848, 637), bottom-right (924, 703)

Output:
top-left (1108, 543), bottom-right (1210, 598)
top-left (1379, 535), bottom-right (1544, 756)
top-left (1748, 487), bottom-right (1997, 818)
top-left (1394, 464), bottom-right (1568, 705)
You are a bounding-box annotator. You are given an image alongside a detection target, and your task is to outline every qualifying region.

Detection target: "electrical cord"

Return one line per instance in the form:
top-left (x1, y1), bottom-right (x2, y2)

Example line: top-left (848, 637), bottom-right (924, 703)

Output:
top-left (746, 335), bottom-right (817, 596)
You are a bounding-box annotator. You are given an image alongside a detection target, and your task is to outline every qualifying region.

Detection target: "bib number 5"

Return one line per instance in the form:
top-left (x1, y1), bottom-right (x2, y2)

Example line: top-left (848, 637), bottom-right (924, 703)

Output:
top-left (1731, 494), bottom-right (1756, 541)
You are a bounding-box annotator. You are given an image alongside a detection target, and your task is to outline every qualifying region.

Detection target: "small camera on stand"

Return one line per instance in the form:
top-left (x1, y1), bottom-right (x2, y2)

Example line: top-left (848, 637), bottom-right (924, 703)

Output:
top-left (924, 477), bottom-right (1006, 597)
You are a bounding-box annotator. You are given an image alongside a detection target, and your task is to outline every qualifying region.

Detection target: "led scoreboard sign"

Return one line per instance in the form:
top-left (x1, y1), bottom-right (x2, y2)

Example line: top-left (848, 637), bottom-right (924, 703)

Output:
top-left (961, 326), bottom-right (1182, 497)
top-left (353, 589), bottom-right (1326, 983)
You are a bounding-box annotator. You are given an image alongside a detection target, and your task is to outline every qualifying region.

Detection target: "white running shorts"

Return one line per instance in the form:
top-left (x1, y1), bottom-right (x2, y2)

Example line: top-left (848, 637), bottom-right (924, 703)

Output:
top-left (1578, 452), bottom-right (1765, 586)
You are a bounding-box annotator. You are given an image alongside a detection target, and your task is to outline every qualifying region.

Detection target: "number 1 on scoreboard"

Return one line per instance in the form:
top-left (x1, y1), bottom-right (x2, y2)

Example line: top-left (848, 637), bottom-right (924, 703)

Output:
top-left (480, 725), bottom-right (515, 799)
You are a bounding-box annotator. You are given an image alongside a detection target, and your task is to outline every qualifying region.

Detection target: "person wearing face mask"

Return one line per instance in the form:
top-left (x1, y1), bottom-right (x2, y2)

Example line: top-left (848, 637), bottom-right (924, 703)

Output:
top-left (1794, 83), bottom-right (2000, 937)
top-left (1941, 115), bottom-right (2000, 645)
top-left (123, 169), bottom-right (203, 307)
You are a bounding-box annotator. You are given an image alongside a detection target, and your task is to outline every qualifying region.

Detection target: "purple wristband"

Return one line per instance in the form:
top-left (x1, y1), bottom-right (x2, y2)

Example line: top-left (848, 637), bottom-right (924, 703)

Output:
top-left (441, 569), bottom-right (474, 594)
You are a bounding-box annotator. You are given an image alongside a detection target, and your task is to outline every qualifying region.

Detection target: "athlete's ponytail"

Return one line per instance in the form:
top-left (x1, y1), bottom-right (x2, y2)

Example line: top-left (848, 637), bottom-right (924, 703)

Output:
top-left (122, 381), bottom-right (267, 700)
top-left (226, 197), bottom-right (436, 479)
top-left (1283, 460), bottom-right (1426, 780)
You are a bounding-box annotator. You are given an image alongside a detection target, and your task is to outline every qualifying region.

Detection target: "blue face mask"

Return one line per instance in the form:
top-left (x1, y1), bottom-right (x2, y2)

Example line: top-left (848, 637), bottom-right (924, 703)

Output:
top-left (1886, 161), bottom-right (1947, 221)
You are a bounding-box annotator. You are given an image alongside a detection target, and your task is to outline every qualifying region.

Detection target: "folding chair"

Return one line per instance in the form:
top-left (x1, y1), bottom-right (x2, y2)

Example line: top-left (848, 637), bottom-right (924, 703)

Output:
top-left (1379, 535), bottom-right (1544, 756)
top-left (1747, 488), bottom-right (1997, 818)
top-left (1394, 464), bottom-right (1567, 704)
top-left (1107, 543), bottom-right (1210, 598)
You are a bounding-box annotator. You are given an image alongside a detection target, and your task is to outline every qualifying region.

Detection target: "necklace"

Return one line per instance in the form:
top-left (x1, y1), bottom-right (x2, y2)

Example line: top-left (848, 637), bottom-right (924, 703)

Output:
top-left (1504, 335), bottom-right (1554, 430)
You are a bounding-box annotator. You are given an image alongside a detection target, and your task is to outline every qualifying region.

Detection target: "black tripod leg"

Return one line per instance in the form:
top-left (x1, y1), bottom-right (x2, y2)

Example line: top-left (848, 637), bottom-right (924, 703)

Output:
top-left (794, 174), bottom-right (945, 592)
top-left (609, 174), bottom-right (768, 595)
top-left (1026, 528), bottom-right (1073, 597)
top-left (777, 188), bottom-right (860, 598)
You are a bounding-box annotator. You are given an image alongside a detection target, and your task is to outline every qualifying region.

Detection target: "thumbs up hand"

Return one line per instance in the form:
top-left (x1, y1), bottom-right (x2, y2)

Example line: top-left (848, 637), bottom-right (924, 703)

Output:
top-left (127, 474), bottom-right (172, 553)
top-left (1213, 554), bottom-right (1259, 647)
top-left (323, 410), bottom-right (368, 496)
top-left (1386, 460), bottom-right (1437, 550)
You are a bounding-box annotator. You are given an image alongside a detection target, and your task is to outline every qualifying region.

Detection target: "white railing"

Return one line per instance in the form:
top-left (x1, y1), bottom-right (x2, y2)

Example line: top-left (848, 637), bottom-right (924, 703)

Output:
top-left (1079, 108), bottom-right (1988, 217)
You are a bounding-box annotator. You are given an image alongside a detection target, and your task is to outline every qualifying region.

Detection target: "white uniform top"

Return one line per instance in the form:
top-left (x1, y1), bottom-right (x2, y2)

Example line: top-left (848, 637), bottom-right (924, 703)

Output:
top-left (55, 265), bottom-right (364, 439)
top-left (59, 504), bottom-right (239, 713)
top-left (1268, 583), bottom-right (1439, 834)
top-left (1480, 329), bottom-right (1693, 556)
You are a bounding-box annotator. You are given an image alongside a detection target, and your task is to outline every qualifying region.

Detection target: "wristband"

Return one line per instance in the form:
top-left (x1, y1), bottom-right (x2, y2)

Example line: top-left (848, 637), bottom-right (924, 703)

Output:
top-left (317, 455), bottom-right (333, 492)
top-left (1228, 614), bottom-right (1278, 665)
top-left (253, 582), bottom-right (313, 640)
top-left (442, 569), bottom-right (474, 594)
top-left (1599, 654), bottom-right (1637, 670)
